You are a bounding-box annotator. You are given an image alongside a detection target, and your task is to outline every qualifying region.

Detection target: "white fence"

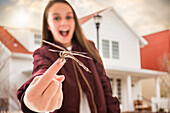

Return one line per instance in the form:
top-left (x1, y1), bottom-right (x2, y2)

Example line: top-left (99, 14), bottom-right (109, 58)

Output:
top-left (151, 97), bottom-right (170, 112)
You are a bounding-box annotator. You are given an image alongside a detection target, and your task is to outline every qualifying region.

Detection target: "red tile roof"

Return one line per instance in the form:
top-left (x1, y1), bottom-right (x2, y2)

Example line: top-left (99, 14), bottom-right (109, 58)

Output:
top-left (0, 26), bottom-right (32, 54)
top-left (140, 29), bottom-right (170, 72)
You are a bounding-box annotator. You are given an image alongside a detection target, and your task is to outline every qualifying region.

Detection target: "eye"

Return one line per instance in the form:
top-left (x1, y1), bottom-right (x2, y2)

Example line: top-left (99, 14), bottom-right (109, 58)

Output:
top-left (54, 17), bottom-right (60, 20)
top-left (66, 16), bottom-right (73, 20)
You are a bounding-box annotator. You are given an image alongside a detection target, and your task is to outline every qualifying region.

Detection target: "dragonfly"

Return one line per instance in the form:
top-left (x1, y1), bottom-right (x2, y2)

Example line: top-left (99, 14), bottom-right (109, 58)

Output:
top-left (42, 40), bottom-right (92, 73)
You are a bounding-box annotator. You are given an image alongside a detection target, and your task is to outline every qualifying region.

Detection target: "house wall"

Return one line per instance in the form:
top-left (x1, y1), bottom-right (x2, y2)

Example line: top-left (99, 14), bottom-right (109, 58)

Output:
top-left (8, 54), bottom-right (33, 110)
top-left (0, 44), bottom-right (10, 98)
top-left (132, 79), bottom-right (142, 101)
top-left (121, 78), bottom-right (128, 111)
top-left (0, 61), bottom-right (10, 97)
top-left (141, 78), bottom-right (156, 101)
top-left (81, 9), bottom-right (141, 70)
top-left (0, 43), bottom-right (11, 110)
top-left (9, 54), bottom-right (33, 86)
top-left (7, 29), bottom-right (41, 52)
top-left (108, 75), bottom-right (142, 112)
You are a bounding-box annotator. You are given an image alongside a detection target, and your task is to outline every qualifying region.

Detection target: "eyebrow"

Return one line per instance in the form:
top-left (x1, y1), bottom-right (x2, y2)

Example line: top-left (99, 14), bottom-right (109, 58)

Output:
top-left (52, 12), bottom-right (73, 16)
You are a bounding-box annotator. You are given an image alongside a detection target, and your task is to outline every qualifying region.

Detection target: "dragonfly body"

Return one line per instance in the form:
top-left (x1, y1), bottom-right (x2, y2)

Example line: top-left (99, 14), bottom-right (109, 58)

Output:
top-left (43, 40), bottom-right (92, 73)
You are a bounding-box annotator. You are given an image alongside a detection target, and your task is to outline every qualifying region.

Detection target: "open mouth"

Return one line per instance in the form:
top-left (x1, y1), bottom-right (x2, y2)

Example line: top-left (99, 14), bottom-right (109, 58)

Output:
top-left (59, 30), bottom-right (69, 37)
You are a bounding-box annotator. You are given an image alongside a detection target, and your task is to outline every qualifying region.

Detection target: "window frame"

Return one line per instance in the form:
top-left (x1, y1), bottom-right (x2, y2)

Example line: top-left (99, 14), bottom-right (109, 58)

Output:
top-left (34, 33), bottom-right (42, 45)
top-left (102, 39), bottom-right (110, 58)
top-left (112, 41), bottom-right (119, 59)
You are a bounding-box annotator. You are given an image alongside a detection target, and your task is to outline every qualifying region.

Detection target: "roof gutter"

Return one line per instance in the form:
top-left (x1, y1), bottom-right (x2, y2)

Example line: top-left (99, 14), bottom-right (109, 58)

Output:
top-left (11, 52), bottom-right (33, 59)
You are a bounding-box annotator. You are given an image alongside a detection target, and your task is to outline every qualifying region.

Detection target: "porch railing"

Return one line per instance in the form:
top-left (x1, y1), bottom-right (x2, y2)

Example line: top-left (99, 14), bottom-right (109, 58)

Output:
top-left (151, 97), bottom-right (170, 112)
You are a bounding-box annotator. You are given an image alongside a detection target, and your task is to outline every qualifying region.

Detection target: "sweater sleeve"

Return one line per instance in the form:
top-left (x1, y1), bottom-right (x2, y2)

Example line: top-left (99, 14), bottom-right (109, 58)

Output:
top-left (95, 61), bottom-right (120, 113)
top-left (17, 47), bottom-right (53, 113)
top-left (89, 40), bottom-right (120, 113)
top-left (17, 77), bottom-right (37, 113)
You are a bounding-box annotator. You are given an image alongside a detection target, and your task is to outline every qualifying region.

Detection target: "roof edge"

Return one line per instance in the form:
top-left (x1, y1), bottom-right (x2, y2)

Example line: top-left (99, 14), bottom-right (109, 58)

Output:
top-left (109, 8), bottom-right (148, 47)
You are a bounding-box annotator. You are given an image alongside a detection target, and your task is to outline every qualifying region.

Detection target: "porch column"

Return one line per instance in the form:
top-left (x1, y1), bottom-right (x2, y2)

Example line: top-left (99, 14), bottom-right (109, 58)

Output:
top-left (127, 75), bottom-right (133, 111)
top-left (155, 77), bottom-right (160, 99)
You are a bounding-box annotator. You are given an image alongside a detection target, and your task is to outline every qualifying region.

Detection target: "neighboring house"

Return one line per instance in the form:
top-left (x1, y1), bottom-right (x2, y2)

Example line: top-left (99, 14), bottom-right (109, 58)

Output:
top-left (7, 27), bottom-right (42, 52)
top-left (0, 7), bottom-right (168, 112)
top-left (0, 26), bottom-right (36, 111)
top-left (140, 29), bottom-right (170, 112)
top-left (141, 29), bottom-right (170, 72)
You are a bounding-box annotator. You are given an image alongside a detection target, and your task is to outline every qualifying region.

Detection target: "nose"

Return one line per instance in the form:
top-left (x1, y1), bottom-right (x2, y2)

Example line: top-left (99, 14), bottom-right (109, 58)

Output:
top-left (60, 18), bottom-right (68, 26)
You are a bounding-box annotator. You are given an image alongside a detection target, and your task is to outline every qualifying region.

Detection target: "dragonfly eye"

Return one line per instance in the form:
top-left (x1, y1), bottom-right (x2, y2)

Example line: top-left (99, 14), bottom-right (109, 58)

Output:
top-left (44, 40), bottom-right (92, 73)
top-left (59, 51), bottom-right (64, 57)
top-left (59, 51), bottom-right (70, 58)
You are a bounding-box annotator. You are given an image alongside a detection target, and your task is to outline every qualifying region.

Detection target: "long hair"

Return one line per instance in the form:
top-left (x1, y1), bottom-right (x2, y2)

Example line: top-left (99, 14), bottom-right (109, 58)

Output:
top-left (42, 0), bottom-right (102, 63)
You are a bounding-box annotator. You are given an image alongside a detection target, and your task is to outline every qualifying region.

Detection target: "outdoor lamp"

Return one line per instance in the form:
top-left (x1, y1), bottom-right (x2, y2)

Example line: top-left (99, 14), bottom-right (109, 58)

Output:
top-left (94, 14), bottom-right (102, 51)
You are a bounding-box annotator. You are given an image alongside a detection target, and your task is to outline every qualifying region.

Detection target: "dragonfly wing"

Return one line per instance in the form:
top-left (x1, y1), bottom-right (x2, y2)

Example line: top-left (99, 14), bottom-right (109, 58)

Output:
top-left (48, 49), bottom-right (62, 53)
top-left (43, 40), bottom-right (66, 51)
top-left (71, 53), bottom-right (92, 59)
top-left (71, 51), bottom-right (87, 54)
top-left (71, 56), bottom-right (91, 73)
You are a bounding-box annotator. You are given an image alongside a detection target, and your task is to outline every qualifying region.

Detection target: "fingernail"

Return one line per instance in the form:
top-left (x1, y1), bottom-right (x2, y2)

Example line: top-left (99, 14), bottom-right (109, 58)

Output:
top-left (58, 75), bottom-right (65, 82)
top-left (59, 58), bottom-right (66, 64)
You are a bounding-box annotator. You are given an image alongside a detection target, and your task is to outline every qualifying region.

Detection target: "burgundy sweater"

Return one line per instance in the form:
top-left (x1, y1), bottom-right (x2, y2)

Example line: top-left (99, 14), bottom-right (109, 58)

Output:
top-left (17, 40), bottom-right (120, 113)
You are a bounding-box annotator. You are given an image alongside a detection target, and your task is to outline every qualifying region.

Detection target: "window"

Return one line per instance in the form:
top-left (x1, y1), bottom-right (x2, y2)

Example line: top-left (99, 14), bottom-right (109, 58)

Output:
top-left (102, 40), bottom-right (119, 59)
top-left (110, 78), bottom-right (114, 91)
top-left (117, 79), bottom-right (121, 104)
top-left (34, 33), bottom-right (41, 45)
top-left (102, 40), bottom-right (109, 58)
top-left (112, 41), bottom-right (119, 59)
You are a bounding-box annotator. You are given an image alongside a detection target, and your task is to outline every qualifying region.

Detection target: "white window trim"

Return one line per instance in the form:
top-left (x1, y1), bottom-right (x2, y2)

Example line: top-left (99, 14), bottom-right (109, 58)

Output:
top-left (34, 33), bottom-right (41, 45)
top-left (112, 41), bottom-right (119, 59)
top-left (101, 38), bottom-right (120, 60)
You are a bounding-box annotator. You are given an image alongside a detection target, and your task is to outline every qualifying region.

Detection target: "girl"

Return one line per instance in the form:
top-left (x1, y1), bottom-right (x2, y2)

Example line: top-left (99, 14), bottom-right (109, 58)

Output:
top-left (17, 0), bottom-right (120, 113)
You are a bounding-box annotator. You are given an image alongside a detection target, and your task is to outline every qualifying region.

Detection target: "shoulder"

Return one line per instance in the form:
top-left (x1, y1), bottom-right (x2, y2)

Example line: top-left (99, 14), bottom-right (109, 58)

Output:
top-left (33, 45), bottom-right (58, 62)
top-left (33, 45), bottom-right (50, 56)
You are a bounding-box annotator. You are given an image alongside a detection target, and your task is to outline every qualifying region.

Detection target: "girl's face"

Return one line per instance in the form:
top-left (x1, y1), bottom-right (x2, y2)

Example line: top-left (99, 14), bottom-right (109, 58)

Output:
top-left (47, 3), bottom-right (75, 47)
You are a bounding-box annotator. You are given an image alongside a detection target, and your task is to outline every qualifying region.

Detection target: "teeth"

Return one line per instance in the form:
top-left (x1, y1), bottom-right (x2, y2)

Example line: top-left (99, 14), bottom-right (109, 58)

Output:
top-left (60, 29), bottom-right (69, 31)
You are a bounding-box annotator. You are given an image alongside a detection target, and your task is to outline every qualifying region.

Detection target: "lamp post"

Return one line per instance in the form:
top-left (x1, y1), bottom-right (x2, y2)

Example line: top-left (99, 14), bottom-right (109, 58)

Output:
top-left (94, 14), bottom-right (102, 51)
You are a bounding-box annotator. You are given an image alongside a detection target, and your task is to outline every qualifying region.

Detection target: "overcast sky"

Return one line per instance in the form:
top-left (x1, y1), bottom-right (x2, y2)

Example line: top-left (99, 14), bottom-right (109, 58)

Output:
top-left (0, 0), bottom-right (169, 35)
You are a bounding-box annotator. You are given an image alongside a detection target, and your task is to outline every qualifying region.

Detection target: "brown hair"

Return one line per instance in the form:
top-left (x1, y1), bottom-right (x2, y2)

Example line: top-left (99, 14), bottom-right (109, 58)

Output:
top-left (42, 0), bottom-right (101, 63)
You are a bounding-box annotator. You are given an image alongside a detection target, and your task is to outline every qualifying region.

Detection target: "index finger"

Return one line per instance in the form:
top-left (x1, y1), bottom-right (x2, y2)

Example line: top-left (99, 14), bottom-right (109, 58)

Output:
top-left (37, 58), bottom-right (66, 91)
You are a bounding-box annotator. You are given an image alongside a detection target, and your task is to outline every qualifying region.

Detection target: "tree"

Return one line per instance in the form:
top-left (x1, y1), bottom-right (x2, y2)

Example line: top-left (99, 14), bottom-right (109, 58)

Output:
top-left (159, 53), bottom-right (170, 112)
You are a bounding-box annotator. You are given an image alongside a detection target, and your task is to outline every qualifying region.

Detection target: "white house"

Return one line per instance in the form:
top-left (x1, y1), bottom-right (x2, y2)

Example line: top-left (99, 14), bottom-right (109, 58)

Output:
top-left (79, 7), bottom-right (167, 112)
top-left (0, 6), bottom-right (168, 112)
top-left (7, 27), bottom-right (41, 52)
top-left (0, 26), bottom-right (37, 111)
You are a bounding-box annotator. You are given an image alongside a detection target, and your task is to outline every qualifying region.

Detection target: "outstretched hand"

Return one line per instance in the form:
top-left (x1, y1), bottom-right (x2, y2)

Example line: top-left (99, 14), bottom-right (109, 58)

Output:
top-left (24, 58), bottom-right (66, 112)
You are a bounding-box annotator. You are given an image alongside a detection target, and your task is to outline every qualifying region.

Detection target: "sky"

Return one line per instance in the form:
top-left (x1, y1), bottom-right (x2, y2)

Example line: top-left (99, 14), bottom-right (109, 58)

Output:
top-left (0, 0), bottom-right (169, 36)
